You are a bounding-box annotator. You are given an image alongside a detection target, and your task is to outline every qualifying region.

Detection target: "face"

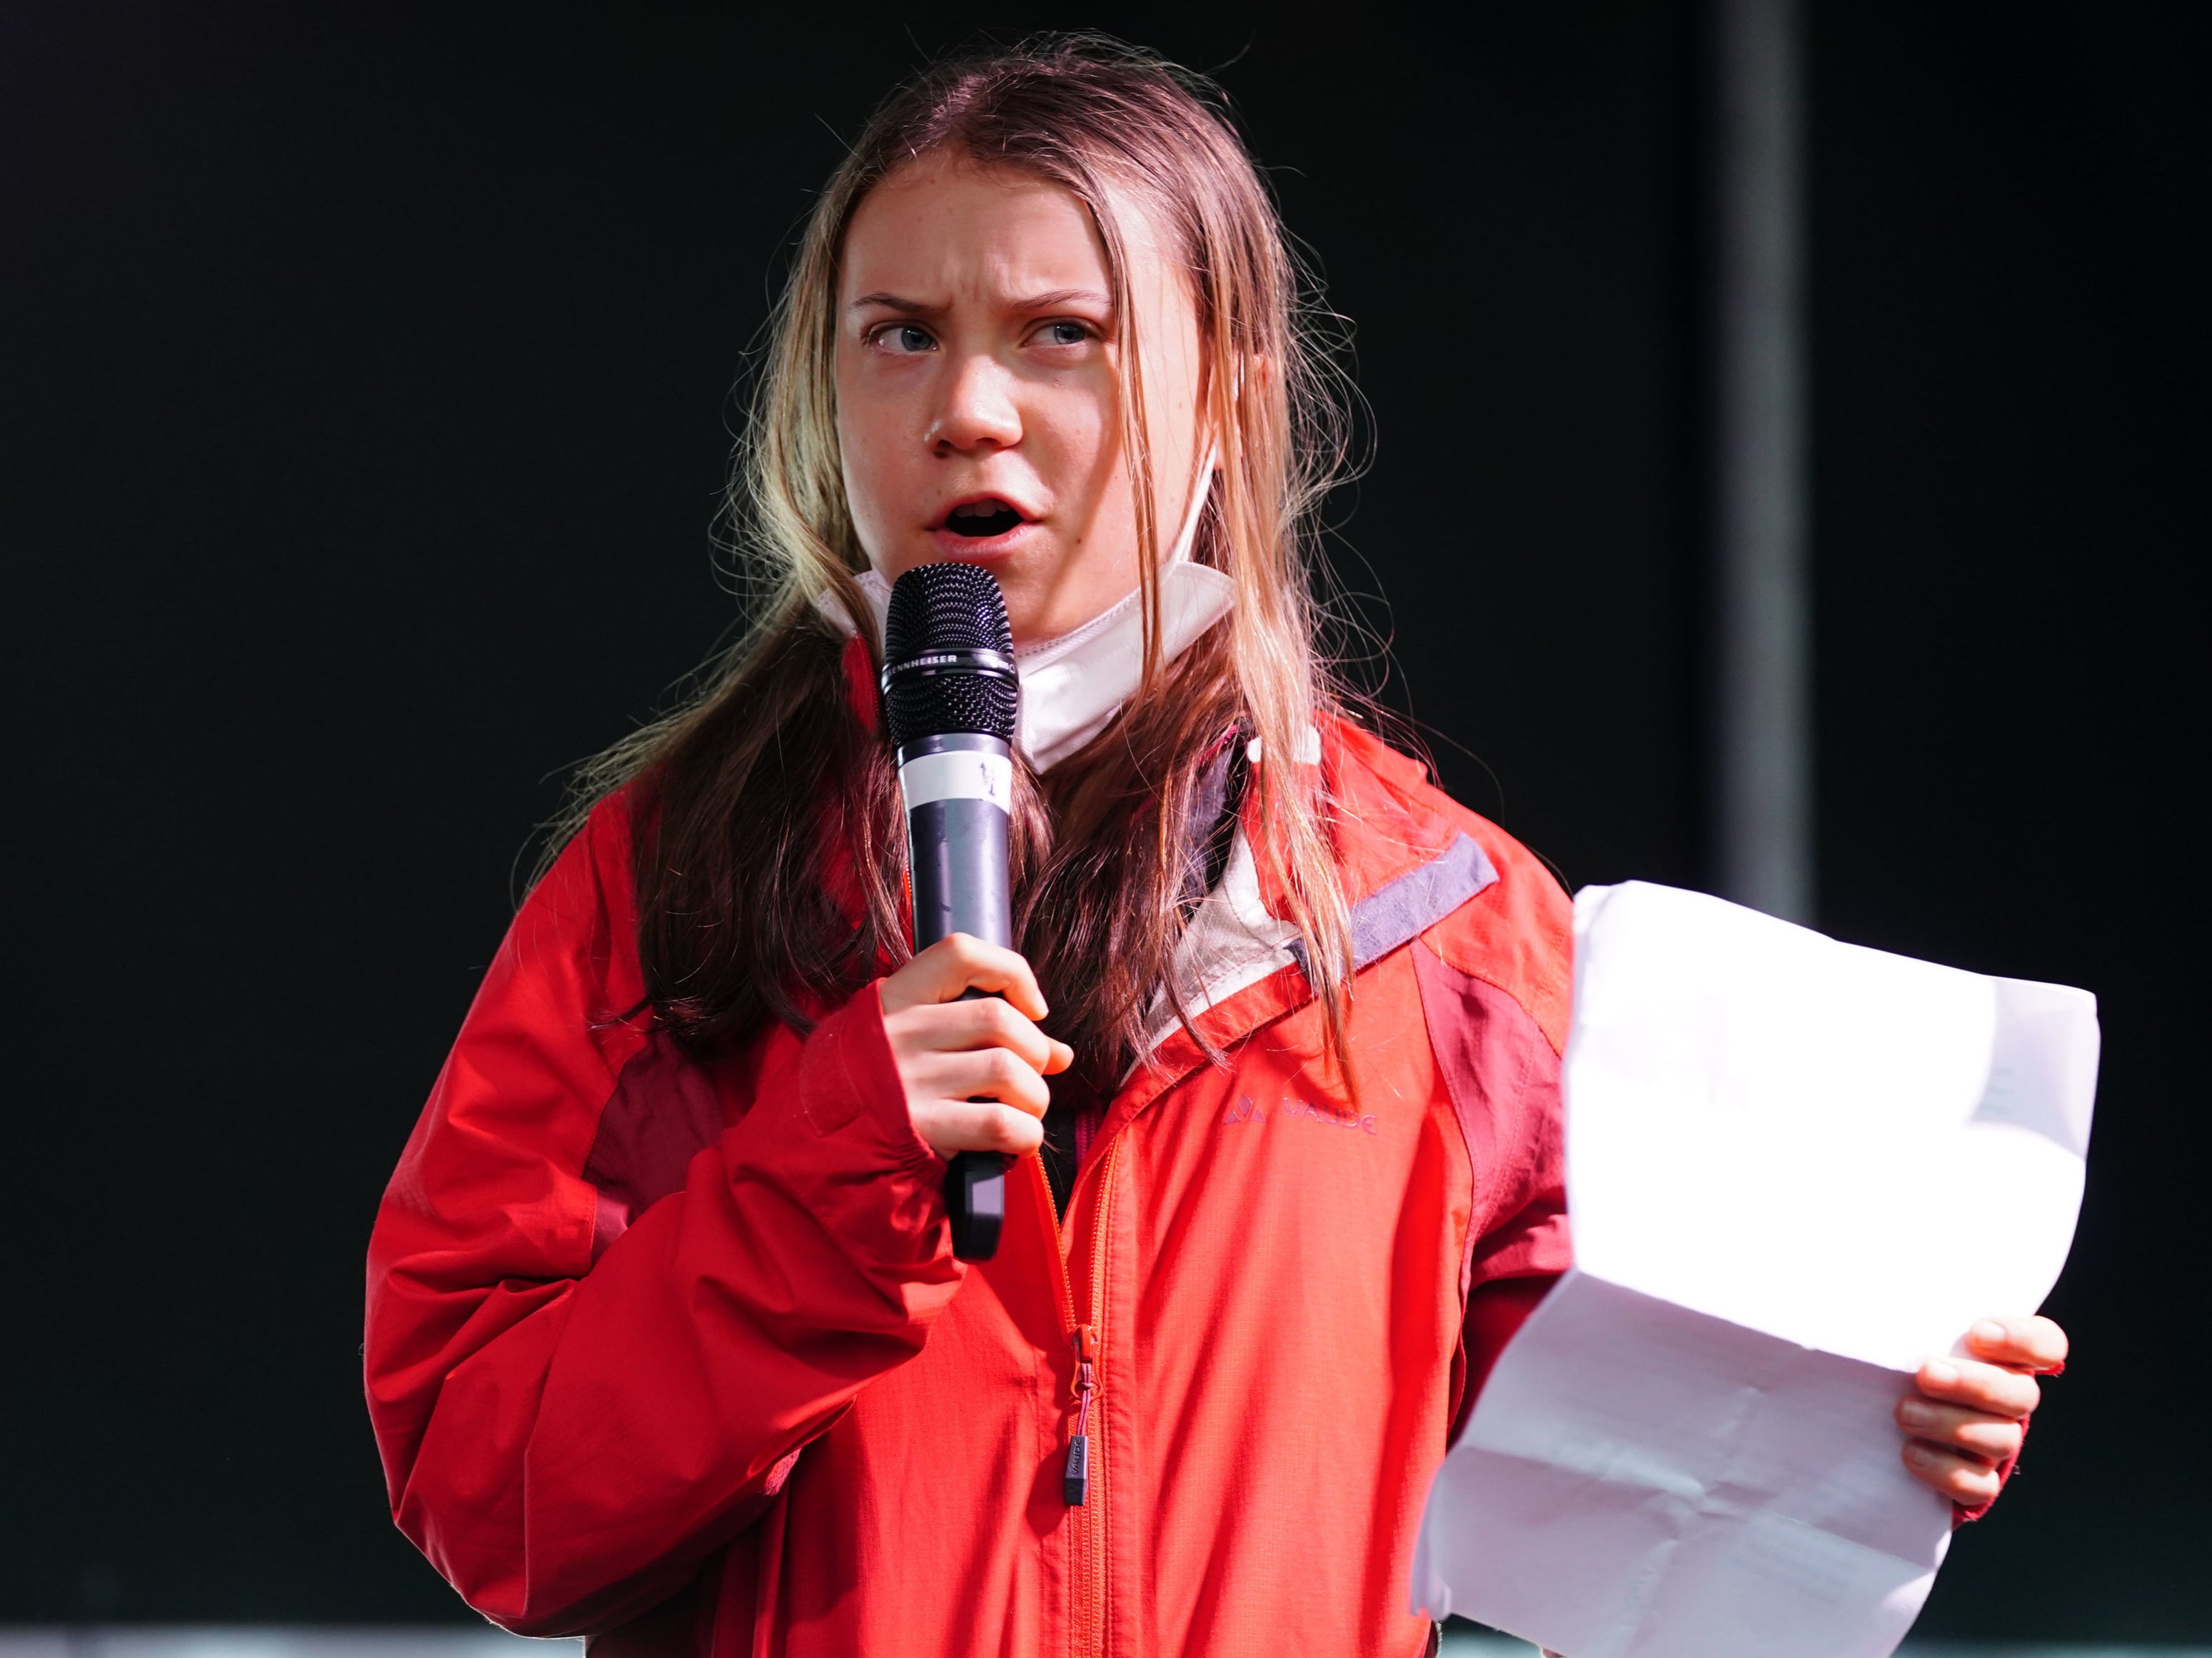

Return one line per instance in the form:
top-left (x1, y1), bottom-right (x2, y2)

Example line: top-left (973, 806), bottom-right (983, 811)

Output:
top-left (835, 152), bottom-right (1206, 645)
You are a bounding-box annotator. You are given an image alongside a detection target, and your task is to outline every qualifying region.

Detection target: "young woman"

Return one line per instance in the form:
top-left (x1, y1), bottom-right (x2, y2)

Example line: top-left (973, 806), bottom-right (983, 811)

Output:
top-left (364, 37), bottom-right (2066, 1658)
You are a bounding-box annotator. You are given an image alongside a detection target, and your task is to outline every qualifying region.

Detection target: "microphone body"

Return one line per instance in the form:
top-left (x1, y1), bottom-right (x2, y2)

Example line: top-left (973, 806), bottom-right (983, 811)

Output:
top-left (880, 563), bottom-right (1022, 1261)
top-left (900, 733), bottom-right (1014, 955)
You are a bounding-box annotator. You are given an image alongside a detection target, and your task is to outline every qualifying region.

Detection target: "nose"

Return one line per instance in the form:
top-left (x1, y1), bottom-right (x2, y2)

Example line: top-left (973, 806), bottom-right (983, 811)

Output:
top-left (927, 351), bottom-right (1022, 456)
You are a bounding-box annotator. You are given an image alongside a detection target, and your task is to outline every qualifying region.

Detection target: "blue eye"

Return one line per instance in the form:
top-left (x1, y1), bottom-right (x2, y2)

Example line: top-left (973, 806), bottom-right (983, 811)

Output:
top-left (874, 323), bottom-right (935, 354)
top-left (1039, 321), bottom-right (1091, 347)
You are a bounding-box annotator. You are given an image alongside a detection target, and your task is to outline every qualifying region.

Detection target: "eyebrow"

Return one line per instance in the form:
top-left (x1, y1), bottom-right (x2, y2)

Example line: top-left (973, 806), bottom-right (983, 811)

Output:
top-left (848, 291), bottom-right (933, 315)
top-left (845, 288), bottom-right (1115, 316)
top-left (1010, 288), bottom-right (1113, 313)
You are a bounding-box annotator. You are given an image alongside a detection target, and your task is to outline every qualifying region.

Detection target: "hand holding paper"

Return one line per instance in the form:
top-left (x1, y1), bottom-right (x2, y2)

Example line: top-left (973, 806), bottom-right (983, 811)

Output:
top-left (1413, 882), bottom-right (2098, 1658)
top-left (1899, 1314), bottom-right (2065, 1507)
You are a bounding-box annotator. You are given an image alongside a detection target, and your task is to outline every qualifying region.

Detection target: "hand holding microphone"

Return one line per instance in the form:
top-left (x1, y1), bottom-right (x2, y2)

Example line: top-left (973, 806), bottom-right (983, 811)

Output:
top-left (879, 936), bottom-right (1071, 1160)
top-left (876, 562), bottom-right (1067, 1258)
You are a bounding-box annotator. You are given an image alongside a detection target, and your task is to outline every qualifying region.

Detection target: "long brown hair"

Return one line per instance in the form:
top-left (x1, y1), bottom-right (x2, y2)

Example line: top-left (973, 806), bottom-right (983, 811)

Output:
top-left (543, 35), bottom-right (1359, 1077)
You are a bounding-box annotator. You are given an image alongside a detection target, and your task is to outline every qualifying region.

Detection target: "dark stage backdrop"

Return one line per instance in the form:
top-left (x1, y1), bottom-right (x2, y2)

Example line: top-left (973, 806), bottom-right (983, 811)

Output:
top-left (1, 1), bottom-right (2201, 1637)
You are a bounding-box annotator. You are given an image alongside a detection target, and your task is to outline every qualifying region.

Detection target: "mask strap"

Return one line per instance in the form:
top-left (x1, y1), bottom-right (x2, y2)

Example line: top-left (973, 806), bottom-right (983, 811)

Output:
top-left (1166, 441), bottom-right (1220, 567)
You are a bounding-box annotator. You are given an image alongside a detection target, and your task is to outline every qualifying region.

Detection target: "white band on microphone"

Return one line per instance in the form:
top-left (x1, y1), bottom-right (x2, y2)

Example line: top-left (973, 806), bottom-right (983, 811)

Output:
top-left (898, 749), bottom-right (1014, 813)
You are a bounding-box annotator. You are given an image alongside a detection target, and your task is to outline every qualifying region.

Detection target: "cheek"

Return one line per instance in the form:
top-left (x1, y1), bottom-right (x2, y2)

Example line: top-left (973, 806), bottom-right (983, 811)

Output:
top-left (835, 385), bottom-right (908, 541)
top-left (1030, 391), bottom-right (1125, 521)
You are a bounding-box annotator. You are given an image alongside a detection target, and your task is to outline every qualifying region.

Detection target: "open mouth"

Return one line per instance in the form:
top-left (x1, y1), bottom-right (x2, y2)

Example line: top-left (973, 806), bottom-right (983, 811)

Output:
top-left (942, 498), bottom-right (1025, 539)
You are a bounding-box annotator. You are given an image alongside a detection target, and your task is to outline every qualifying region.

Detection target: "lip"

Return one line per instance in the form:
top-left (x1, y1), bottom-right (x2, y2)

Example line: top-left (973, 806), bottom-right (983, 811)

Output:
top-left (925, 519), bottom-right (1037, 561)
top-left (925, 491), bottom-right (1041, 561)
top-left (927, 491), bottom-right (1041, 532)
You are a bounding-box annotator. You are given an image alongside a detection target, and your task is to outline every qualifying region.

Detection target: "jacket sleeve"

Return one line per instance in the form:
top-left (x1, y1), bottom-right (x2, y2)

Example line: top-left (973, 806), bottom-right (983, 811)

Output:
top-left (1454, 973), bottom-right (1569, 1420)
top-left (363, 797), bottom-right (960, 1634)
top-left (1410, 932), bottom-right (1574, 1449)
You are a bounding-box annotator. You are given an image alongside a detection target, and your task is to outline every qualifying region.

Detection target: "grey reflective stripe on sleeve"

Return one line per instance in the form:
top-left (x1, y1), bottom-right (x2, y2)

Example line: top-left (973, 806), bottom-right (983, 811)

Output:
top-left (1288, 833), bottom-right (1500, 984)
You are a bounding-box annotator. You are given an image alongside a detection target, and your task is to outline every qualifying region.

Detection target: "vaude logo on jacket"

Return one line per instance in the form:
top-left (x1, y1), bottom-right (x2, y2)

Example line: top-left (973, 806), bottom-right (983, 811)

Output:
top-left (1222, 1095), bottom-right (1381, 1135)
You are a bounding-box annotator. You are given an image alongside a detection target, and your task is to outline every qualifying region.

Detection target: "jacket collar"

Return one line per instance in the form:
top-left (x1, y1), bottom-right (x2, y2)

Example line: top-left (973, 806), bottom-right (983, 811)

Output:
top-left (1114, 717), bottom-right (1487, 1121)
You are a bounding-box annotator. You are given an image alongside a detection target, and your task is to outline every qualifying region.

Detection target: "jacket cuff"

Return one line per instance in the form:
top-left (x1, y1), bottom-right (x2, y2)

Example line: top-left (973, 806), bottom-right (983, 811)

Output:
top-left (767, 983), bottom-right (953, 1275)
top-left (799, 985), bottom-right (927, 1155)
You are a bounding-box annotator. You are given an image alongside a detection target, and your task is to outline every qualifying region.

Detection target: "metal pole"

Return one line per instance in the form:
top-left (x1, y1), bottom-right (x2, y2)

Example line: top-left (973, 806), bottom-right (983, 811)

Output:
top-left (1710, 0), bottom-right (1812, 923)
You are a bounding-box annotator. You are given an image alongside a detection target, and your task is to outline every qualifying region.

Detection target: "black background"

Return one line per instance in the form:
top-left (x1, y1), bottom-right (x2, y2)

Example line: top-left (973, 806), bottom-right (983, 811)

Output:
top-left (2, 1), bottom-right (2203, 1637)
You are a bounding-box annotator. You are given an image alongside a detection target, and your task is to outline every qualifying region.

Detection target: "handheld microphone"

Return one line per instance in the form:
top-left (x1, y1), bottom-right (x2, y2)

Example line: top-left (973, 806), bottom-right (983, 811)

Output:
top-left (880, 561), bottom-right (1020, 1261)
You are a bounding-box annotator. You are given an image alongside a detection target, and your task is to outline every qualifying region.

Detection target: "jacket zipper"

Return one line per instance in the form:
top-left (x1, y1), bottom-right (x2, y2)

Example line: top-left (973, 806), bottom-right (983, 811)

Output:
top-left (1026, 1134), bottom-right (1124, 1658)
top-left (1065, 1323), bottom-right (1097, 1504)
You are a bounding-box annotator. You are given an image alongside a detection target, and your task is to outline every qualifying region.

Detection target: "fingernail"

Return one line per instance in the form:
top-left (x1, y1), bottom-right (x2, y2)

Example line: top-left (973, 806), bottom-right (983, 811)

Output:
top-left (1903, 1442), bottom-right (1932, 1467)
top-left (1972, 1319), bottom-right (2006, 1345)
top-left (1898, 1399), bottom-right (1934, 1430)
top-left (1925, 1361), bottom-right (1958, 1386)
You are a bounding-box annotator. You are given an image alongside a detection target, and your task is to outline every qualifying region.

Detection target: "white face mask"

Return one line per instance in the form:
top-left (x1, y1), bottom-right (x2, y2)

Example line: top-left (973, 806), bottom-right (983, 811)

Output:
top-left (817, 451), bottom-right (1236, 772)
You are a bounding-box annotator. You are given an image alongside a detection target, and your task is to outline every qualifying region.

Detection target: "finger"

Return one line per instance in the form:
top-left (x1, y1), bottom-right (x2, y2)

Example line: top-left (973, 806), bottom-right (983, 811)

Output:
top-left (1902, 1438), bottom-right (2004, 1505)
top-left (881, 934), bottom-right (1049, 1018)
top-left (914, 1047), bottom-right (1051, 1118)
top-left (1916, 1356), bottom-right (2040, 1420)
top-left (1965, 1314), bottom-right (2068, 1373)
top-left (1895, 1395), bottom-right (2026, 1462)
top-left (903, 998), bottom-right (1067, 1077)
top-left (918, 1099), bottom-right (1047, 1158)
top-left (884, 1005), bottom-right (1075, 1080)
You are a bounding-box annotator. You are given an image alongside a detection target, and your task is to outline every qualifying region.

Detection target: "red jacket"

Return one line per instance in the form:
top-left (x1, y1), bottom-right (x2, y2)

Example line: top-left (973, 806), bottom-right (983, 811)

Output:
top-left (365, 714), bottom-right (1575, 1656)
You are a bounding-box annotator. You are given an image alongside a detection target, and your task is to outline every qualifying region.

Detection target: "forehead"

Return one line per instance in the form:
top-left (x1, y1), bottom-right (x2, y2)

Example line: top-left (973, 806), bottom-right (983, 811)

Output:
top-left (839, 154), bottom-right (1158, 306)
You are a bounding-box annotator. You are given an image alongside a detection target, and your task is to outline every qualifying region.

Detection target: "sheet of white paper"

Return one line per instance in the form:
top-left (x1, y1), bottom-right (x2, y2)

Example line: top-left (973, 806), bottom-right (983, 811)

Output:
top-left (1413, 882), bottom-right (2098, 1658)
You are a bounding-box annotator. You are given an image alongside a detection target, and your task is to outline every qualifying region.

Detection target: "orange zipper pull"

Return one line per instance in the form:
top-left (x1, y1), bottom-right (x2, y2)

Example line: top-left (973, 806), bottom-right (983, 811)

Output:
top-left (1065, 1323), bottom-right (1098, 1506)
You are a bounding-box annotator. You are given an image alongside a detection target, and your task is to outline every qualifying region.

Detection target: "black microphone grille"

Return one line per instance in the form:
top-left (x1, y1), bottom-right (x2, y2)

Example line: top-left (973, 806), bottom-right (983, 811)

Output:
top-left (880, 562), bottom-right (1019, 747)
top-left (883, 561), bottom-right (1015, 662)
